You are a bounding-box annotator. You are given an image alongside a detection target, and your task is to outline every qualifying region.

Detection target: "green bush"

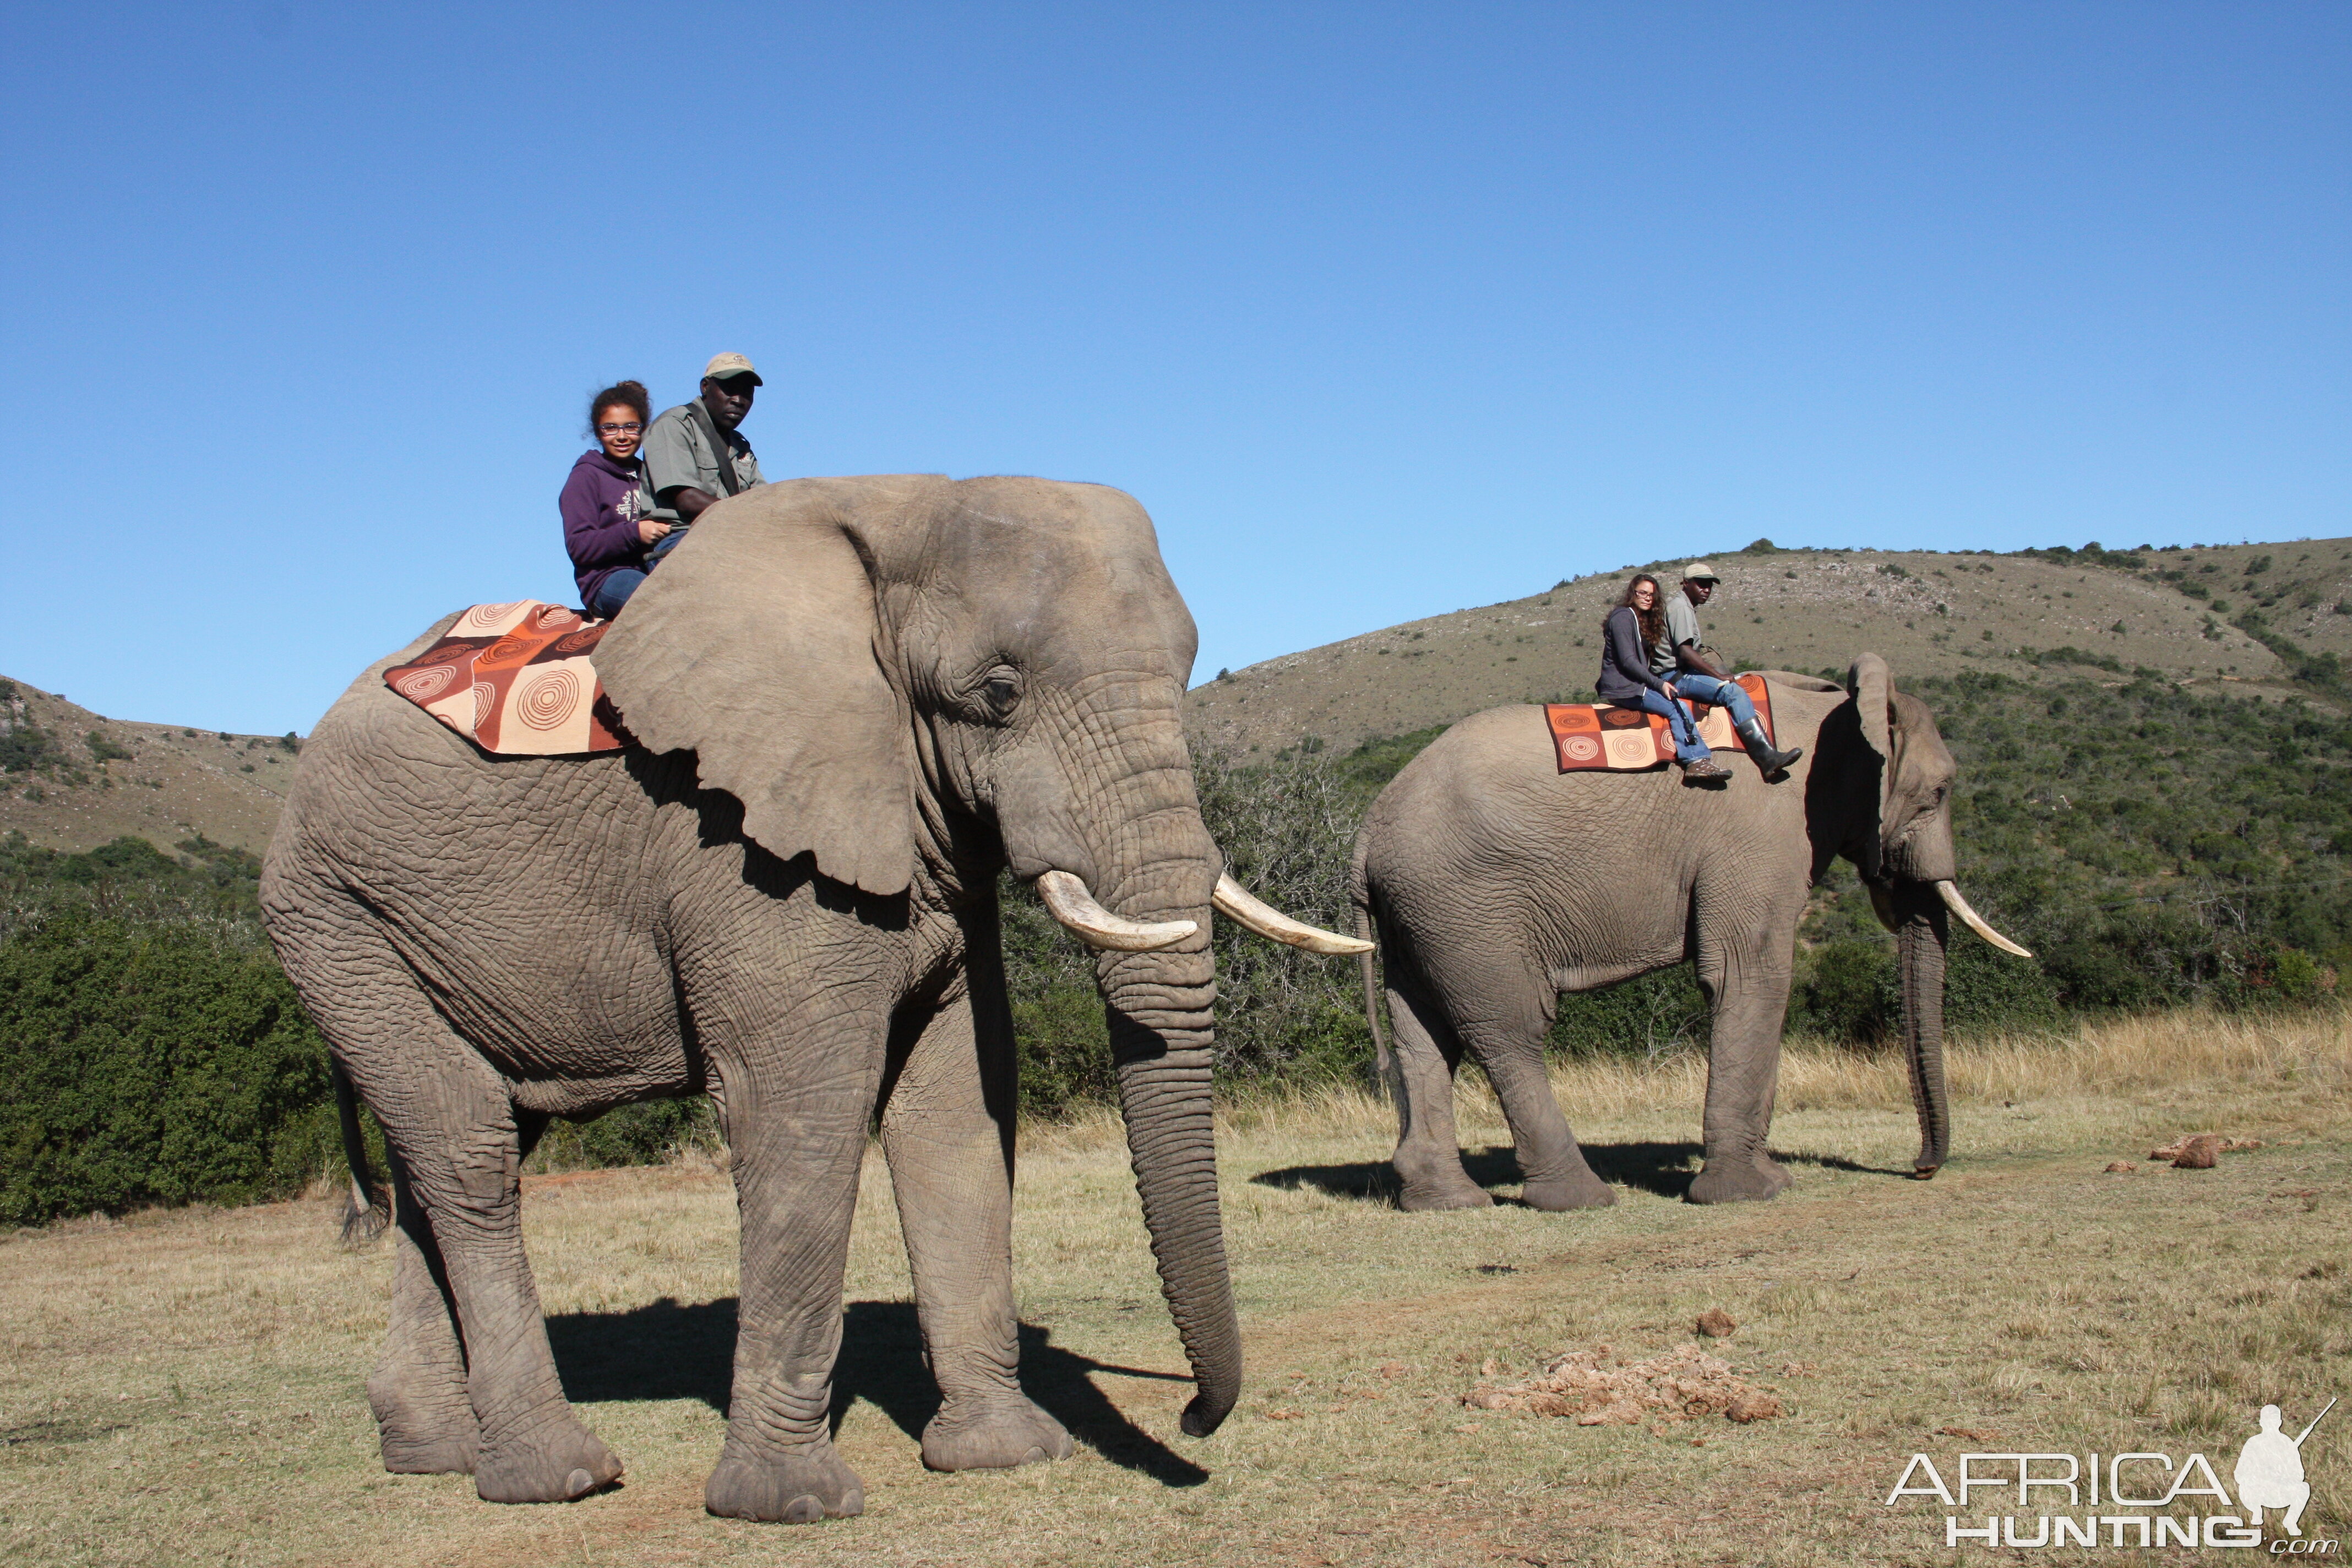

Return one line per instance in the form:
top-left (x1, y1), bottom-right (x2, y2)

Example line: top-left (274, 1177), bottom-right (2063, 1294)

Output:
top-left (1, 716), bottom-right (59, 775)
top-left (0, 913), bottom-right (333, 1224)
top-left (1784, 931), bottom-right (2067, 1044)
top-left (1003, 741), bottom-right (1386, 1116)
top-left (1549, 967), bottom-right (1709, 1059)
top-left (526, 1097), bottom-right (717, 1173)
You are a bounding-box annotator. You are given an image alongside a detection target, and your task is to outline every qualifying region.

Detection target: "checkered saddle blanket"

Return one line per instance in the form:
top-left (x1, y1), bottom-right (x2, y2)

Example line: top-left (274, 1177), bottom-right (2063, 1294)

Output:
top-left (1543, 674), bottom-right (1777, 773)
top-left (383, 601), bottom-right (628, 756)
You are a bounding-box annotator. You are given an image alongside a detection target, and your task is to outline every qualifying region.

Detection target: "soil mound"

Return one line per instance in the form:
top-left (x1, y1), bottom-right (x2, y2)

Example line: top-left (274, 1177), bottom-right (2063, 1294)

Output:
top-left (1463, 1343), bottom-right (1782, 1425)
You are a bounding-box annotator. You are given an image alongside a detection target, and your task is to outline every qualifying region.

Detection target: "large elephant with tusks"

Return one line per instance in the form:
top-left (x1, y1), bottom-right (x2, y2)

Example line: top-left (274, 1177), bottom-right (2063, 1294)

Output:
top-left (1349, 661), bottom-right (2030, 1212)
top-left (261, 475), bottom-right (1364, 1523)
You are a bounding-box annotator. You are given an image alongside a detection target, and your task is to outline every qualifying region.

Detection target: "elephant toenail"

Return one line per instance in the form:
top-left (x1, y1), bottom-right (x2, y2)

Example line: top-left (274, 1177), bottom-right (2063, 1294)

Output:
top-left (1022, 1446), bottom-right (1046, 1465)
top-left (783, 1494), bottom-right (824, 1524)
top-left (565, 1467), bottom-right (594, 1496)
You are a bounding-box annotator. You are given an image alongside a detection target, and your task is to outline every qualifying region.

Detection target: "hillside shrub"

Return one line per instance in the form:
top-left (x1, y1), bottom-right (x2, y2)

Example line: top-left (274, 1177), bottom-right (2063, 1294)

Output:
top-left (1, 716), bottom-right (58, 775)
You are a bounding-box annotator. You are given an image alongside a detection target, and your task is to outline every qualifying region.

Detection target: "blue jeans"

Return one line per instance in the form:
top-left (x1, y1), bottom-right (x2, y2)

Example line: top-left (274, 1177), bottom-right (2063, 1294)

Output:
top-left (1670, 672), bottom-right (1758, 732)
top-left (1625, 687), bottom-right (1710, 764)
top-left (588, 568), bottom-right (646, 619)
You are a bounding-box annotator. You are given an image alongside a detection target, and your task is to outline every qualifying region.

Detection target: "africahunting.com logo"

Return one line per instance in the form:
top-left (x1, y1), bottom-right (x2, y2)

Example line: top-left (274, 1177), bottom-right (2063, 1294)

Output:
top-left (1882, 1399), bottom-right (2337, 1551)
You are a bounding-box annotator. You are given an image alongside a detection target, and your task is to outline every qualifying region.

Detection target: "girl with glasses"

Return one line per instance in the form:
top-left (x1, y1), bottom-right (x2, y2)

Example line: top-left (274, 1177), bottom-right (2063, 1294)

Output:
top-left (560, 380), bottom-right (664, 618)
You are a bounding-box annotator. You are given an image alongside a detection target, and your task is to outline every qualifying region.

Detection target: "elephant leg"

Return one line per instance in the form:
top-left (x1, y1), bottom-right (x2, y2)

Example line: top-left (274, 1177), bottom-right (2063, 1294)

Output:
top-left (1383, 975), bottom-right (1491, 1210)
top-left (349, 1011), bottom-right (620, 1504)
top-left (1687, 921), bottom-right (1797, 1206)
top-left (366, 1147), bottom-right (477, 1475)
top-left (880, 977), bottom-right (1071, 1472)
top-left (1462, 997), bottom-right (1615, 1212)
top-left (703, 1010), bottom-right (880, 1524)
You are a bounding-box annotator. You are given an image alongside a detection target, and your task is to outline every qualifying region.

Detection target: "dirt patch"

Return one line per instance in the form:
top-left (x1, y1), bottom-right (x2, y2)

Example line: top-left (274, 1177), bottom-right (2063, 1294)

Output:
top-left (2150, 1134), bottom-right (2263, 1167)
top-left (1463, 1343), bottom-right (1783, 1425)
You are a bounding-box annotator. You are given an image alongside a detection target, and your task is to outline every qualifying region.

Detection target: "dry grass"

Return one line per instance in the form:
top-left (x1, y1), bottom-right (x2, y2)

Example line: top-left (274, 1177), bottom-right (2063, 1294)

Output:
top-left (4, 1011), bottom-right (2348, 1566)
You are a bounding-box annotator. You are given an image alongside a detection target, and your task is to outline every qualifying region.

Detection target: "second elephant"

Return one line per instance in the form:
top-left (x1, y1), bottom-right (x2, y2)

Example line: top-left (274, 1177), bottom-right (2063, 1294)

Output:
top-left (1349, 658), bottom-right (2029, 1211)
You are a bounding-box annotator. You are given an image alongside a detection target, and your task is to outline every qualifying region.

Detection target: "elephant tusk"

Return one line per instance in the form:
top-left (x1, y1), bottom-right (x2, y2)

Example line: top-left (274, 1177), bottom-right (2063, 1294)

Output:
top-left (1935, 880), bottom-right (2033, 958)
top-left (1867, 883), bottom-right (1901, 934)
top-left (1035, 870), bottom-right (1198, 952)
top-left (1212, 873), bottom-right (1375, 955)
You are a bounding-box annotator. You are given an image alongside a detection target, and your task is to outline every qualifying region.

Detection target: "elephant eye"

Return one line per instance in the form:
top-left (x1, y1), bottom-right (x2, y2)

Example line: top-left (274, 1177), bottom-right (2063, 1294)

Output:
top-left (978, 668), bottom-right (1021, 716)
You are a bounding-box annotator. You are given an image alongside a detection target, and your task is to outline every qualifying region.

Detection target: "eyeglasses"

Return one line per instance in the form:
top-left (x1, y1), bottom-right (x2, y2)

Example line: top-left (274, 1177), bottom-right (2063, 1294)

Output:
top-left (597, 422), bottom-right (644, 435)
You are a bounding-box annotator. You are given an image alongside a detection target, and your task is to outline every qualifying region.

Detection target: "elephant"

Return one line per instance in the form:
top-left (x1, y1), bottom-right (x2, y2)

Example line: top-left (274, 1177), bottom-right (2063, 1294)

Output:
top-left (1347, 657), bottom-right (2030, 1212)
top-left (259, 474), bottom-right (1365, 1523)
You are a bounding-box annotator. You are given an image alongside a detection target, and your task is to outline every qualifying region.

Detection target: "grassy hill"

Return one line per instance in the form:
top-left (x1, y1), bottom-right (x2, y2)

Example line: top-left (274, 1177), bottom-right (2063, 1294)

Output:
top-left (13, 533), bottom-right (2349, 859)
top-left (0, 677), bottom-right (297, 856)
top-left (1184, 536), bottom-right (2352, 756)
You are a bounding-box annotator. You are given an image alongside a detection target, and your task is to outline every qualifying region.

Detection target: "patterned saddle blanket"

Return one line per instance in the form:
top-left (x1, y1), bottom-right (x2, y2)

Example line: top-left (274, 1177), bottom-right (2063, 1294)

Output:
top-left (383, 601), bottom-right (628, 756)
top-left (1543, 674), bottom-right (1777, 774)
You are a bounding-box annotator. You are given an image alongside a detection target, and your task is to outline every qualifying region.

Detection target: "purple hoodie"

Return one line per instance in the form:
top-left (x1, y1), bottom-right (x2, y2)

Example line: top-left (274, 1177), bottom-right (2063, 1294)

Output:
top-left (560, 449), bottom-right (656, 609)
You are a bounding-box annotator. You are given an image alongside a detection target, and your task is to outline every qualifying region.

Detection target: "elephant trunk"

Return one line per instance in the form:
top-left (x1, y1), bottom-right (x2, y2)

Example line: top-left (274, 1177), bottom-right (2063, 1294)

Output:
top-left (1894, 882), bottom-right (1952, 1177)
top-left (1096, 885), bottom-right (1242, 1436)
top-left (1008, 694), bottom-right (1240, 1435)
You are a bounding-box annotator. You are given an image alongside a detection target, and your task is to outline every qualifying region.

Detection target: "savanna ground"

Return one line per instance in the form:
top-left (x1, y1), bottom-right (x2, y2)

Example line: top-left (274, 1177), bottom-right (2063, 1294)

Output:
top-left (3, 1012), bottom-right (2346, 1567)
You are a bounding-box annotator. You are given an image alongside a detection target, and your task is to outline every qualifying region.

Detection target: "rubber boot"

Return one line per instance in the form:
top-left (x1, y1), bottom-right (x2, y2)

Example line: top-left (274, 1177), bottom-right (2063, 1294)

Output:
top-left (1736, 720), bottom-right (1802, 782)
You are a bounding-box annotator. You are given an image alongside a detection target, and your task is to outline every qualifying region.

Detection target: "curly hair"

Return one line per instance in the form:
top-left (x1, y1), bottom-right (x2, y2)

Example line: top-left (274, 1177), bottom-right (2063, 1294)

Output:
top-left (585, 380), bottom-right (651, 439)
top-left (1611, 573), bottom-right (1665, 650)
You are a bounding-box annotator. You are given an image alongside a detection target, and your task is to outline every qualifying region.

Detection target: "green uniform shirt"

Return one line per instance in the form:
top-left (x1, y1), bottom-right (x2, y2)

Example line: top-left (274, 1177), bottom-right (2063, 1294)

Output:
top-left (1651, 591), bottom-right (1703, 676)
top-left (643, 399), bottom-right (765, 522)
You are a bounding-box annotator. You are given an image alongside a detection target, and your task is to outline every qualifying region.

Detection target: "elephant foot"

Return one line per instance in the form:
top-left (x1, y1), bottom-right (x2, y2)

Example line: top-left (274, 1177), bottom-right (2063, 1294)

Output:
top-left (1397, 1180), bottom-right (1494, 1212)
top-left (378, 1425), bottom-right (480, 1477)
top-left (921, 1395), bottom-right (1074, 1472)
top-left (368, 1373), bottom-right (478, 1476)
top-left (705, 1444), bottom-right (865, 1523)
top-left (1393, 1155), bottom-right (1494, 1212)
top-left (1520, 1169), bottom-right (1618, 1211)
top-left (1687, 1156), bottom-right (1792, 1206)
top-left (473, 1416), bottom-right (622, 1504)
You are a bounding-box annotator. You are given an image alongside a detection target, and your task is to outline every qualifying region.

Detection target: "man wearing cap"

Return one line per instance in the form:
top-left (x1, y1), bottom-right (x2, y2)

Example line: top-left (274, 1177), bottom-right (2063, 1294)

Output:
top-left (1654, 562), bottom-right (1804, 781)
top-left (641, 353), bottom-right (767, 560)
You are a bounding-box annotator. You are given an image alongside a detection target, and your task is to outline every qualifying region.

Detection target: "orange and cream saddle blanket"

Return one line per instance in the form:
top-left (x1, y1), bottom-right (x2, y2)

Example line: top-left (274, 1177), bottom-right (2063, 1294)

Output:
top-left (1543, 674), bottom-right (1777, 774)
top-left (383, 601), bottom-right (628, 756)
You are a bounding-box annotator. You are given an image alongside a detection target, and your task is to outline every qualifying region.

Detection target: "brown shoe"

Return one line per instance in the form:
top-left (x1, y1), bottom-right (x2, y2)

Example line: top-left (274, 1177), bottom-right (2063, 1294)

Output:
top-left (1680, 757), bottom-right (1733, 785)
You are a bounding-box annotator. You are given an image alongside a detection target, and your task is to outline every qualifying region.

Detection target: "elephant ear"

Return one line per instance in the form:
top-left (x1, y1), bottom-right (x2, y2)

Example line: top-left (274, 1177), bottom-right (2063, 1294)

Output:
top-left (594, 480), bottom-right (919, 896)
top-left (1845, 653), bottom-right (1897, 879)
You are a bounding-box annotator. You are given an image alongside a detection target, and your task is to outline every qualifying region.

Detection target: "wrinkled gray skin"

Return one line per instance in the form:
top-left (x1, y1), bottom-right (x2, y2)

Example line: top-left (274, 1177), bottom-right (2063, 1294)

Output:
top-left (260, 476), bottom-right (1238, 1523)
top-left (1351, 658), bottom-right (1969, 1211)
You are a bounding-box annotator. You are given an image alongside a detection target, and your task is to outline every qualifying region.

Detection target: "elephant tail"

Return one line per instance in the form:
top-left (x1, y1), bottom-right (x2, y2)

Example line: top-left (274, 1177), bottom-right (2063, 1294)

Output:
top-left (1349, 837), bottom-right (1392, 1096)
top-left (332, 1058), bottom-right (390, 1246)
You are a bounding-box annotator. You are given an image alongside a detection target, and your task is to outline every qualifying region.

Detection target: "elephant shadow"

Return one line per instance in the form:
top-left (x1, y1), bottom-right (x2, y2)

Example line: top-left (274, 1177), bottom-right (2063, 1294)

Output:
top-left (543, 1297), bottom-right (1207, 1487)
top-left (1252, 1142), bottom-right (1703, 1203)
top-left (1251, 1145), bottom-right (1568, 1204)
top-left (1251, 1140), bottom-right (1913, 1204)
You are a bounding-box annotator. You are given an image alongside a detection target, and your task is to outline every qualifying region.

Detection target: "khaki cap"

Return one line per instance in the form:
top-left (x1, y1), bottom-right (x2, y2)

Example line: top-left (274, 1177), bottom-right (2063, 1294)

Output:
top-left (1681, 561), bottom-right (1719, 582)
top-left (703, 352), bottom-right (763, 385)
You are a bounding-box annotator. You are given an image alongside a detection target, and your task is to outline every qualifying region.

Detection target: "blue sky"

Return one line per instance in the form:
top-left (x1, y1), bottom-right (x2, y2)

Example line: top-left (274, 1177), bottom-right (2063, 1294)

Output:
top-left (2, 2), bottom-right (2345, 733)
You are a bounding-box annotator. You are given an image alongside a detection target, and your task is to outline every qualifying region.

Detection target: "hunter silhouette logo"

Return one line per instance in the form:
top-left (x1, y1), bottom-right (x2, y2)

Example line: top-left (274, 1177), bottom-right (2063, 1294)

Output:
top-left (2239, 1400), bottom-right (2333, 1539)
top-left (1882, 1396), bottom-right (2338, 1550)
